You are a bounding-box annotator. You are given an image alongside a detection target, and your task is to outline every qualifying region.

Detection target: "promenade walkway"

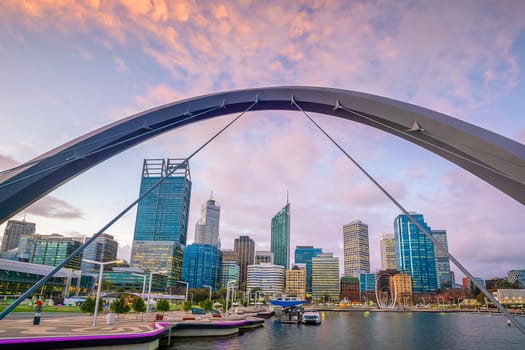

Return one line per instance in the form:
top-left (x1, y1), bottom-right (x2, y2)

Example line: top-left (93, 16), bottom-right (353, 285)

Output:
top-left (0, 313), bottom-right (156, 339)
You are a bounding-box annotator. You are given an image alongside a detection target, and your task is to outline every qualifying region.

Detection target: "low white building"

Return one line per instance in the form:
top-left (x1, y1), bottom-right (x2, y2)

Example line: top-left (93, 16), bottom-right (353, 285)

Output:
top-left (495, 289), bottom-right (525, 304)
top-left (246, 263), bottom-right (284, 298)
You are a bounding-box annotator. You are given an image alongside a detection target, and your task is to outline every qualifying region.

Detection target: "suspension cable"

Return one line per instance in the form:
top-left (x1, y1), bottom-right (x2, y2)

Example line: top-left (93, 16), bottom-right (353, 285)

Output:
top-left (0, 102), bottom-right (226, 188)
top-left (0, 96), bottom-right (258, 320)
top-left (292, 96), bottom-right (525, 335)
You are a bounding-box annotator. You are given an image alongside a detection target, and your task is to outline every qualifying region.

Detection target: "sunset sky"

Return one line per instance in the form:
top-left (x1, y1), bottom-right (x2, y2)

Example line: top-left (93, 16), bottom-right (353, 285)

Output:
top-left (1, 0), bottom-right (524, 281)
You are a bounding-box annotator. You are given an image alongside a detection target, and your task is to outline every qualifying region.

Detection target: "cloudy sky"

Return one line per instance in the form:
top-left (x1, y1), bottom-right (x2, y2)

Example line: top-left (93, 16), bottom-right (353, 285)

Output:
top-left (0, 0), bottom-right (524, 281)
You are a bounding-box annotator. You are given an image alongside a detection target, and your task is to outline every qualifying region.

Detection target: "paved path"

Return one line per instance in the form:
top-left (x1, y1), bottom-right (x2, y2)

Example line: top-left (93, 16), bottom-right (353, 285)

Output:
top-left (0, 314), bottom-right (156, 339)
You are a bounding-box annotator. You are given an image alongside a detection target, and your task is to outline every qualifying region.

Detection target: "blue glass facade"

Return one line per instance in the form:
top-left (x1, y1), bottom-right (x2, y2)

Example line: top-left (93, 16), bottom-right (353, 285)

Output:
top-left (271, 202), bottom-right (290, 270)
top-left (359, 273), bottom-right (376, 292)
top-left (295, 246), bottom-right (322, 294)
top-left (394, 213), bottom-right (438, 293)
top-left (181, 243), bottom-right (221, 289)
top-left (131, 159), bottom-right (191, 289)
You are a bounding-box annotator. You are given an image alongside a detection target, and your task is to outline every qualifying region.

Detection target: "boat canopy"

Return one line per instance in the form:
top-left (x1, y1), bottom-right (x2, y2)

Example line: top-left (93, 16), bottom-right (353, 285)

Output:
top-left (269, 300), bottom-right (306, 307)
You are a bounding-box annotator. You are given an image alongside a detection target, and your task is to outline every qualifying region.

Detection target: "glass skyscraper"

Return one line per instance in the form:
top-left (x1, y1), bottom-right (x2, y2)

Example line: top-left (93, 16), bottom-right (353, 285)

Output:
top-left (394, 213), bottom-right (438, 293)
top-left (343, 220), bottom-right (370, 277)
top-left (271, 200), bottom-right (290, 270)
top-left (80, 233), bottom-right (118, 273)
top-left (131, 159), bottom-right (191, 289)
top-left (181, 243), bottom-right (221, 289)
top-left (432, 229), bottom-right (452, 290)
top-left (295, 246), bottom-right (322, 294)
top-left (194, 195), bottom-right (221, 248)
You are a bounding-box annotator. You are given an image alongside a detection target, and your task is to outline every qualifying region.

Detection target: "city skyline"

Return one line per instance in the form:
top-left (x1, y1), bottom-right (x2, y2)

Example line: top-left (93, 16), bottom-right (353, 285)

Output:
top-left (1, 2), bottom-right (524, 280)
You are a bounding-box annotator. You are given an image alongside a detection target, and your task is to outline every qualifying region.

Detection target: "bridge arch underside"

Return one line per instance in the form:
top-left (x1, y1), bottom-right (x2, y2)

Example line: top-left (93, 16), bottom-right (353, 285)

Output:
top-left (1, 86), bottom-right (524, 223)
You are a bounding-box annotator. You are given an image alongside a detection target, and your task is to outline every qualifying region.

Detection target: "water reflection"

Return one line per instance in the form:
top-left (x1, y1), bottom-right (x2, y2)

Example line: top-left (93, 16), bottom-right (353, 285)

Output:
top-left (169, 311), bottom-right (525, 350)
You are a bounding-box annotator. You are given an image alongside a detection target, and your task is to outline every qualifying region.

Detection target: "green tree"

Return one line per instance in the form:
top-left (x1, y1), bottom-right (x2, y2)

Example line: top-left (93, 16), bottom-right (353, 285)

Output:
top-left (80, 297), bottom-right (103, 314)
top-left (132, 296), bottom-right (146, 313)
top-left (182, 300), bottom-right (192, 311)
top-left (157, 299), bottom-right (170, 313)
top-left (111, 295), bottom-right (131, 315)
top-left (200, 299), bottom-right (213, 311)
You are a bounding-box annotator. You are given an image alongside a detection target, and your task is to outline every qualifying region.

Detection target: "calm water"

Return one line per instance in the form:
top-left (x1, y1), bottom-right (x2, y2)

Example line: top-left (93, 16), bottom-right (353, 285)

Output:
top-left (168, 311), bottom-right (525, 350)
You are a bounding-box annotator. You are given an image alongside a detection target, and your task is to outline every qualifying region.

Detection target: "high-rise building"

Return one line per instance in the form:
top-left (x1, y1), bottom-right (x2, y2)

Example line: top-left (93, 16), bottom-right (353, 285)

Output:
top-left (31, 234), bottom-right (83, 269)
top-left (194, 195), bottom-right (221, 248)
top-left (380, 233), bottom-right (397, 270)
top-left (432, 229), bottom-right (452, 290)
top-left (295, 246), bottom-right (323, 294)
top-left (286, 264), bottom-right (306, 300)
top-left (234, 235), bottom-right (255, 291)
top-left (312, 253), bottom-right (340, 303)
top-left (80, 233), bottom-right (118, 273)
top-left (247, 263), bottom-right (285, 297)
top-left (221, 249), bottom-right (237, 262)
top-left (181, 243), bottom-right (221, 289)
top-left (255, 250), bottom-right (274, 264)
top-left (1, 219), bottom-right (36, 252)
top-left (271, 200), bottom-right (290, 270)
top-left (343, 220), bottom-right (370, 277)
top-left (219, 261), bottom-right (240, 290)
top-left (394, 213), bottom-right (438, 293)
top-left (130, 159), bottom-right (192, 289)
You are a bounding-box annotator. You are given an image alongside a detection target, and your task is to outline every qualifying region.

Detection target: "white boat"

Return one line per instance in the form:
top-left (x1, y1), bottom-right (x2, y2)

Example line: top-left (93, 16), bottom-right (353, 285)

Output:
top-left (302, 311), bottom-right (321, 325)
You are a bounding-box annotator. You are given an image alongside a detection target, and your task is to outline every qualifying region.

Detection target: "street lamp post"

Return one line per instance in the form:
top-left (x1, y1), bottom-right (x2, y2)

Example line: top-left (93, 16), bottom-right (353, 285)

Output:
top-left (82, 259), bottom-right (120, 328)
top-left (131, 273), bottom-right (147, 299)
top-left (202, 285), bottom-right (212, 301)
top-left (177, 281), bottom-right (189, 302)
top-left (146, 271), bottom-right (166, 322)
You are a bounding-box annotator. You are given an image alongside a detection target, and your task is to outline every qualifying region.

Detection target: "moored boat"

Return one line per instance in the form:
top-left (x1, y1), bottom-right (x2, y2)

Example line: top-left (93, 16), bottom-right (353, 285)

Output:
top-left (302, 311), bottom-right (321, 325)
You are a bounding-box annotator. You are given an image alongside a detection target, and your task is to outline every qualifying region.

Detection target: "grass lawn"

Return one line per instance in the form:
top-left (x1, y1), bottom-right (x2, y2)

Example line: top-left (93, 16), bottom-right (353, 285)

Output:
top-left (0, 303), bottom-right (83, 313)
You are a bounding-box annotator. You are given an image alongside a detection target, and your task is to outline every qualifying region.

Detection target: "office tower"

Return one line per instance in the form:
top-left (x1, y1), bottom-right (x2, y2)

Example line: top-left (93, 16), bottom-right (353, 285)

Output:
top-left (286, 264), bottom-right (306, 300)
top-left (1, 219), bottom-right (36, 252)
top-left (234, 235), bottom-right (255, 290)
top-left (432, 229), bottom-right (452, 290)
top-left (271, 199), bottom-right (290, 270)
top-left (131, 159), bottom-right (192, 289)
top-left (255, 250), bottom-right (274, 264)
top-left (181, 243), bottom-right (221, 289)
top-left (295, 246), bottom-right (323, 294)
top-left (80, 233), bottom-right (118, 273)
top-left (343, 220), bottom-right (370, 277)
top-left (340, 277), bottom-right (360, 303)
top-left (31, 234), bottom-right (83, 269)
top-left (194, 195), bottom-right (221, 248)
top-left (394, 213), bottom-right (438, 293)
top-left (380, 233), bottom-right (397, 270)
top-left (219, 261), bottom-right (240, 289)
top-left (312, 253), bottom-right (340, 303)
top-left (247, 263), bottom-right (285, 297)
top-left (221, 249), bottom-right (237, 262)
